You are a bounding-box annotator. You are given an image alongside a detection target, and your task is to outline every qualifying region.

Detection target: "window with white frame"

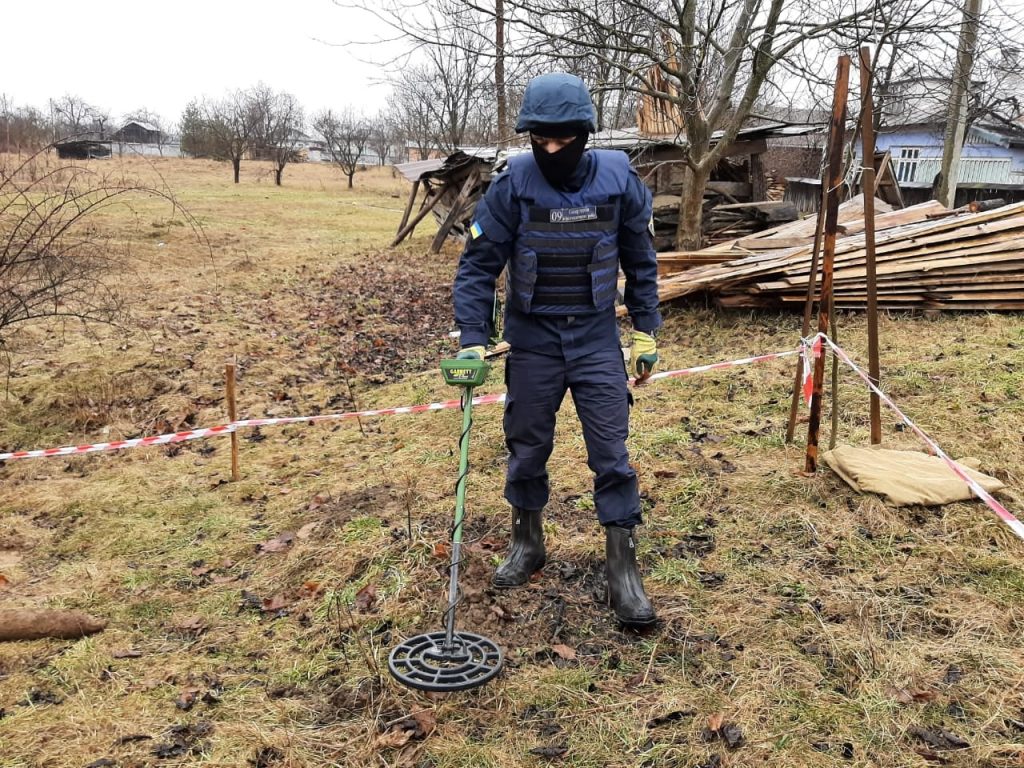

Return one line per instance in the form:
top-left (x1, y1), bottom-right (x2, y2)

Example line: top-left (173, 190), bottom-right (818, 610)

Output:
top-left (895, 148), bottom-right (922, 183)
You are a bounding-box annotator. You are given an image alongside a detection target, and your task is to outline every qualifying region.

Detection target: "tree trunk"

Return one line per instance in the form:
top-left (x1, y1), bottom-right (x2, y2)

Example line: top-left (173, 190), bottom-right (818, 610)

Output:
top-left (275, 166), bottom-right (283, 186)
top-left (347, 172), bottom-right (354, 189)
top-left (675, 162), bottom-right (713, 250)
top-left (232, 157), bottom-right (241, 184)
top-left (496, 0), bottom-right (507, 141)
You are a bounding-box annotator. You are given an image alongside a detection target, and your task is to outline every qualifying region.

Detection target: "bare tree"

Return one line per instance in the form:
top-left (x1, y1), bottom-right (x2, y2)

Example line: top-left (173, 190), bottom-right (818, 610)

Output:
top-left (369, 112), bottom-right (398, 166)
top-left (484, 0), bottom-right (973, 248)
top-left (0, 146), bottom-right (205, 352)
top-left (249, 85), bottom-right (305, 185)
top-left (182, 91), bottom-right (260, 183)
top-left (48, 94), bottom-right (112, 141)
top-left (0, 103), bottom-right (49, 153)
top-left (386, 75), bottom-right (440, 160)
top-left (313, 108), bottom-right (370, 188)
top-left (338, 0), bottom-right (527, 147)
top-left (0, 95), bottom-right (13, 154)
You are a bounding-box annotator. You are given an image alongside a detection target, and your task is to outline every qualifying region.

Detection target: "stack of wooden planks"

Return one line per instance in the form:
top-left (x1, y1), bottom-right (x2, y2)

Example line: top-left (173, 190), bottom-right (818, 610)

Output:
top-left (645, 198), bottom-right (1024, 311)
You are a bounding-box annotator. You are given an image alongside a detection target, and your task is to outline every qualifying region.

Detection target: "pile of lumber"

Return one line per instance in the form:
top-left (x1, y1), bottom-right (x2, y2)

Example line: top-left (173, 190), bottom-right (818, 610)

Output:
top-left (652, 195), bottom-right (800, 251)
top-left (647, 198), bottom-right (1024, 311)
top-left (702, 201), bottom-right (800, 245)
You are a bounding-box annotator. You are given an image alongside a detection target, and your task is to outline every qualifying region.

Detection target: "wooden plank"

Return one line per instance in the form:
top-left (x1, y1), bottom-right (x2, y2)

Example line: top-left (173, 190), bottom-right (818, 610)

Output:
top-left (774, 234), bottom-right (1024, 285)
top-left (735, 236), bottom-right (810, 249)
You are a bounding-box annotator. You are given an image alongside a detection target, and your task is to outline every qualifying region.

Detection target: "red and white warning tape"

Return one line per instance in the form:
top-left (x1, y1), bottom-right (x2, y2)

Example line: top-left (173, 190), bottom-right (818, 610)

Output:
top-left (0, 393), bottom-right (506, 463)
top-left (642, 347), bottom-right (800, 384)
top-left (2, 338), bottom-right (1020, 544)
top-left (0, 347), bottom-right (800, 463)
top-left (817, 335), bottom-right (1024, 542)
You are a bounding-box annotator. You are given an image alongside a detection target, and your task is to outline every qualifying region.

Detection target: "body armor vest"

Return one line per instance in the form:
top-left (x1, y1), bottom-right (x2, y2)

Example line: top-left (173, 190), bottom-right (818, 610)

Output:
top-left (506, 150), bottom-right (630, 315)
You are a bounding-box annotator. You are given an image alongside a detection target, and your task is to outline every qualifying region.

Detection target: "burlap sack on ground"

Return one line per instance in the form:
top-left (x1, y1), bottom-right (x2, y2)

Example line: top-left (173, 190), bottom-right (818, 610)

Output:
top-left (822, 444), bottom-right (1005, 507)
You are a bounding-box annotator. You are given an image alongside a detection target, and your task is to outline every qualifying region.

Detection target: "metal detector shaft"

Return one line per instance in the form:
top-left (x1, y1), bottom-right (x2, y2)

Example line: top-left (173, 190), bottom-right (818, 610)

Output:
top-left (443, 384), bottom-right (474, 650)
top-left (389, 358), bottom-right (501, 692)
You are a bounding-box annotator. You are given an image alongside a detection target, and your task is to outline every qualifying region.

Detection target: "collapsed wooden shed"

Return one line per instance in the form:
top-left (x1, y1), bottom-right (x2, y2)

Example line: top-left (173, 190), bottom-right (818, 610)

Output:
top-left (391, 150), bottom-right (495, 252)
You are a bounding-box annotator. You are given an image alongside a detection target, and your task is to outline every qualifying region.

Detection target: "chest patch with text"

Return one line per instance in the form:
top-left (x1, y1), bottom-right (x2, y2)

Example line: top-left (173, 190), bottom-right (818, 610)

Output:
top-left (549, 206), bottom-right (599, 224)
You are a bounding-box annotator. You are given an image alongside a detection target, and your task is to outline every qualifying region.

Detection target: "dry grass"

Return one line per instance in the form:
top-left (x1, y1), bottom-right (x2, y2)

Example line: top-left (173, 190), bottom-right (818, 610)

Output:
top-left (0, 155), bottom-right (1022, 768)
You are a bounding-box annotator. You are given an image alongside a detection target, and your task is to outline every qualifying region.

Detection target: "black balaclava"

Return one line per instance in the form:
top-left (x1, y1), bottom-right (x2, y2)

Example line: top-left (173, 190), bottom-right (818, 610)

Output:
top-left (531, 126), bottom-right (589, 190)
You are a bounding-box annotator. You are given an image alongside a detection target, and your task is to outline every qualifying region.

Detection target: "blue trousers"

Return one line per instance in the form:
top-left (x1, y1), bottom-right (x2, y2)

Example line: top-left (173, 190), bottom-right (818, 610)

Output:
top-left (503, 345), bottom-right (642, 527)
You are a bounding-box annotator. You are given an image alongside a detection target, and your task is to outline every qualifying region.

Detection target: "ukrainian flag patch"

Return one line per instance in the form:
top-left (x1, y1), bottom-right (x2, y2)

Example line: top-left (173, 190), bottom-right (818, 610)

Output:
top-left (469, 221), bottom-right (483, 240)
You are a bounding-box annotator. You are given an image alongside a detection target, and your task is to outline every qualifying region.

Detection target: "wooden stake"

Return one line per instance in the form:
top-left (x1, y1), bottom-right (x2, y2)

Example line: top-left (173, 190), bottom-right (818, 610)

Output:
top-left (805, 54), bottom-right (851, 474)
top-left (785, 181), bottom-right (828, 443)
top-left (226, 361), bottom-right (240, 482)
top-left (860, 46), bottom-right (882, 445)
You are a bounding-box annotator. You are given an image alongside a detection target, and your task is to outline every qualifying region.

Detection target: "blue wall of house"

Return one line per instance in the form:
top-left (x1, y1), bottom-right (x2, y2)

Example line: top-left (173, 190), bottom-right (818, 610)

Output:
top-left (865, 127), bottom-right (1024, 184)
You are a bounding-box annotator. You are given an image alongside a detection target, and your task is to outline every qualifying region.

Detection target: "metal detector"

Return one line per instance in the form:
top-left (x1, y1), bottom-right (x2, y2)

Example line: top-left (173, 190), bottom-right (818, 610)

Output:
top-left (388, 357), bottom-right (503, 692)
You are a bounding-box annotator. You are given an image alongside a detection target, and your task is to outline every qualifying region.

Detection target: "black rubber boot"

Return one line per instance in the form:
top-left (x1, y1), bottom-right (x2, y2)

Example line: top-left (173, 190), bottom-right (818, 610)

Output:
top-left (492, 507), bottom-right (546, 588)
top-left (605, 525), bottom-right (657, 626)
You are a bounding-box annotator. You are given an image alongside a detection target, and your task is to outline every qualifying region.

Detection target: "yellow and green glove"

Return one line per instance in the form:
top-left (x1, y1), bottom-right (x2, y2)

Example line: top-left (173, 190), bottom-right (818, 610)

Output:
top-left (629, 330), bottom-right (659, 383)
top-left (457, 346), bottom-right (486, 360)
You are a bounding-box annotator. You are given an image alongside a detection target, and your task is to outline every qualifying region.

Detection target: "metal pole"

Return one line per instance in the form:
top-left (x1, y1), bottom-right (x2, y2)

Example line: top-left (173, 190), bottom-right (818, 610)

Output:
top-left (805, 54), bottom-right (851, 474)
top-left (860, 46), bottom-right (882, 445)
top-left (443, 386), bottom-right (475, 650)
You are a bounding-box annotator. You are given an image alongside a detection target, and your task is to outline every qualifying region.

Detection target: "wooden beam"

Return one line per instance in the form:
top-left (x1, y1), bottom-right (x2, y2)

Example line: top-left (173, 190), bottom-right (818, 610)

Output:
top-left (719, 138), bottom-right (768, 158)
top-left (397, 178), bottom-right (421, 234)
top-left (390, 183), bottom-right (449, 247)
top-left (750, 152), bottom-right (768, 202)
top-left (430, 170), bottom-right (479, 253)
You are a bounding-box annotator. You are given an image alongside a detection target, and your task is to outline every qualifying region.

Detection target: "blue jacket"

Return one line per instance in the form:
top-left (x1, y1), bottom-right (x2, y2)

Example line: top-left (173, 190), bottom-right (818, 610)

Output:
top-left (455, 150), bottom-right (661, 351)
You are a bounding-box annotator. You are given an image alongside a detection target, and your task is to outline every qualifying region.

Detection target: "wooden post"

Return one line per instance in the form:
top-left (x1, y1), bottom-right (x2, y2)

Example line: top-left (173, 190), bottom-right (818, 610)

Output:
top-left (860, 46), bottom-right (882, 445)
top-left (397, 178), bottom-right (420, 235)
top-left (390, 183), bottom-right (447, 247)
top-left (805, 54), bottom-right (851, 474)
top-left (225, 361), bottom-right (240, 482)
top-left (750, 152), bottom-right (768, 202)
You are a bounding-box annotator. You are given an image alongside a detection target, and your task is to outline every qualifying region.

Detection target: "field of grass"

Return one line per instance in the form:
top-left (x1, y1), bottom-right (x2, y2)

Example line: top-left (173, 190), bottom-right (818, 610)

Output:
top-left (0, 154), bottom-right (1022, 768)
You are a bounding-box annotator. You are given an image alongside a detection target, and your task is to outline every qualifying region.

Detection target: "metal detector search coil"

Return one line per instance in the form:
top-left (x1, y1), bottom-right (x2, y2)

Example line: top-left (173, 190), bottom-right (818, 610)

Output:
top-left (388, 631), bottom-right (503, 692)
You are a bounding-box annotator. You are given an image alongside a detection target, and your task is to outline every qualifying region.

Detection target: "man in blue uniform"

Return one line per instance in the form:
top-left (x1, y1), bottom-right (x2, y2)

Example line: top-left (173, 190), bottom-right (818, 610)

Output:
top-left (453, 72), bottom-right (661, 626)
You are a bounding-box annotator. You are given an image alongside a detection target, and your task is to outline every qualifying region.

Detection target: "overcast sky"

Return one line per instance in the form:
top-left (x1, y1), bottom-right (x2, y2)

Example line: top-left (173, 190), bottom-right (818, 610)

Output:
top-left (2, 0), bottom-right (396, 126)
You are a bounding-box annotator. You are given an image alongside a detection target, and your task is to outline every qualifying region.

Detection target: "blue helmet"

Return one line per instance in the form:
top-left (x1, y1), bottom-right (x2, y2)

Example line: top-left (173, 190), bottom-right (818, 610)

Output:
top-left (515, 72), bottom-right (597, 134)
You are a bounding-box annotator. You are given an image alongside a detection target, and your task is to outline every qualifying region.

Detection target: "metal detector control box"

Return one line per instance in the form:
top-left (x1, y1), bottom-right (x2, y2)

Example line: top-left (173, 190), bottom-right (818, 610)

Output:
top-left (440, 357), bottom-right (490, 388)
